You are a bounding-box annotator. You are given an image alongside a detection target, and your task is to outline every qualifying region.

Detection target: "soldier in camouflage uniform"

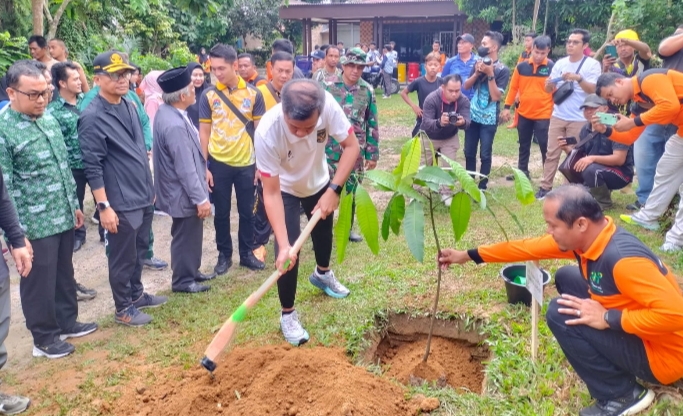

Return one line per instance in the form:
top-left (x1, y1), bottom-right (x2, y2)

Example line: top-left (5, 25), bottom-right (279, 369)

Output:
top-left (324, 48), bottom-right (380, 242)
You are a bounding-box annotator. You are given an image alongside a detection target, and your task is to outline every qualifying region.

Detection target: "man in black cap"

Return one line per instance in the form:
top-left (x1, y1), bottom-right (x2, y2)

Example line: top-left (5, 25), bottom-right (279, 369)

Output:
top-left (153, 66), bottom-right (213, 293)
top-left (78, 51), bottom-right (168, 327)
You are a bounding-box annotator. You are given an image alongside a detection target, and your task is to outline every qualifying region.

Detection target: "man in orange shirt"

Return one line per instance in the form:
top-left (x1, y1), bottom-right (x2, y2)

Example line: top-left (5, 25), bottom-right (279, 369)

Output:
top-left (439, 184), bottom-right (683, 416)
top-left (507, 32), bottom-right (538, 129)
top-left (501, 35), bottom-right (553, 179)
top-left (431, 40), bottom-right (446, 73)
top-left (597, 69), bottom-right (683, 253)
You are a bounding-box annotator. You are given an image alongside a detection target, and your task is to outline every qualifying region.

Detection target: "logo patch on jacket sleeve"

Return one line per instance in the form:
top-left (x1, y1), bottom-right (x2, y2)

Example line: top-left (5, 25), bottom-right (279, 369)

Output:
top-left (316, 128), bottom-right (327, 143)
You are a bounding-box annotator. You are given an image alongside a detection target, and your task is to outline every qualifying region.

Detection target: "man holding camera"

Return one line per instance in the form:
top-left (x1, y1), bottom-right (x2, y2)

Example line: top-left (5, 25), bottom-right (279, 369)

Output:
top-left (420, 74), bottom-right (471, 203)
top-left (463, 31), bottom-right (510, 190)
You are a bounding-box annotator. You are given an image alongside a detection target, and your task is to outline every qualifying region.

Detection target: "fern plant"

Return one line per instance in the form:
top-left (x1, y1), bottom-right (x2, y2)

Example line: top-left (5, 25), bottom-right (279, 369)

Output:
top-left (335, 133), bottom-right (535, 363)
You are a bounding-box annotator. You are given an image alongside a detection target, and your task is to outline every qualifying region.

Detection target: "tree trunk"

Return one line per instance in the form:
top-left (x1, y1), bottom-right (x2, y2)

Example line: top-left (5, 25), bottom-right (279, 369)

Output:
top-left (46, 0), bottom-right (74, 39)
top-left (512, 0), bottom-right (517, 42)
top-left (531, 0), bottom-right (541, 32)
top-left (594, 9), bottom-right (617, 58)
top-left (32, 0), bottom-right (44, 35)
top-left (543, 0), bottom-right (550, 35)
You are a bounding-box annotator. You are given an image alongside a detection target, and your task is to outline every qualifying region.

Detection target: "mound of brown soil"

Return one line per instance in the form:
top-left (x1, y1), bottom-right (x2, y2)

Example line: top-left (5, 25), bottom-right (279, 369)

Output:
top-left (116, 344), bottom-right (433, 416)
top-left (377, 335), bottom-right (486, 393)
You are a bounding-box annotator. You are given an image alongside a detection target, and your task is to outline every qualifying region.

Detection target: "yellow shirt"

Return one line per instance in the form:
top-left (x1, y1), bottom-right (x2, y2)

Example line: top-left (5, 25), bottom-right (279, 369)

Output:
top-left (198, 77), bottom-right (265, 166)
top-left (257, 83), bottom-right (280, 111)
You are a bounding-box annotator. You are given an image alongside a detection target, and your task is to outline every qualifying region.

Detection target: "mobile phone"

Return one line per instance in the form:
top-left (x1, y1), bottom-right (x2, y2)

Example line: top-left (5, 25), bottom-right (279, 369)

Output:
top-left (597, 112), bottom-right (619, 126)
top-left (563, 136), bottom-right (577, 145)
top-left (605, 45), bottom-right (618, 58)
top-left (549, 77), bottom-right (563, 83)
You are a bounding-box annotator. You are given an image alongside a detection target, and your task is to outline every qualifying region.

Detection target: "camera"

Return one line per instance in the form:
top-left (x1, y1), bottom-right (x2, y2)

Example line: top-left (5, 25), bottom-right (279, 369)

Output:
top-left (447, 112), bottom-right (461, 124)
top-left (482, 57), bottom-right (492, 66)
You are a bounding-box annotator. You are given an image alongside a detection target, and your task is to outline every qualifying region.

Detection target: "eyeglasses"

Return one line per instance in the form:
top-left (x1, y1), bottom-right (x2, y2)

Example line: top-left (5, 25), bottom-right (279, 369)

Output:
top-left (12, 88), bottom-right (51, 101)
top-left (102, 71), bottom-right (133, 82)
top-left (566, 40), bottom-right (583, 45)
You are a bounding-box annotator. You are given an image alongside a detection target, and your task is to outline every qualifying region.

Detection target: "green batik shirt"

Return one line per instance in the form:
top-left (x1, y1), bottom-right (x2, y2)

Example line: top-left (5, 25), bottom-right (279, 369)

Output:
top-left (47, 93), bottom-right (84, 170)
top-left (0, 108), bottom-right (79, 240)
top-left (324, 77), bottom-right (379, 181)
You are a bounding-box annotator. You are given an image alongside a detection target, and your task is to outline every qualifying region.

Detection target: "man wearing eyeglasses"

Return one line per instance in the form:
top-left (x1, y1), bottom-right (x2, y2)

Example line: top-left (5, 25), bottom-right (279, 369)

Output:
top-left (78, 51), bottom-right (168, 327)
top-left (0, 60), bottom-right (97, 359)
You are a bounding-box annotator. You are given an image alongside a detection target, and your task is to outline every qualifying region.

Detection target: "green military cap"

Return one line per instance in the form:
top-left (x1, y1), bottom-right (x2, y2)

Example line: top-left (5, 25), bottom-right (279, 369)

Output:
top-left (340, 47), bottom-right (367, 66)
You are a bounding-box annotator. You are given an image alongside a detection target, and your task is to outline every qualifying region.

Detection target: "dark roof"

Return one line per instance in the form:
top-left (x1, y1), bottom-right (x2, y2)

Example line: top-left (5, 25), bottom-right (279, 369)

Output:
top-left (280, 0), bottom-right (461, 19)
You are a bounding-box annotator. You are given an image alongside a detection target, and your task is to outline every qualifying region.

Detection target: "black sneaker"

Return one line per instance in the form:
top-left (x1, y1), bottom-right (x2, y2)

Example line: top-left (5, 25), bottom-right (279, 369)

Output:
top-left (579, 384), bottom-right (655, 416)
top-left (626, 200), bottom-right (642, 211)
top-left (76, 283), bottom-right (97, 301)
top-left (115, 305), bottom-right (153, 327)
top-left (240, 252), bottom-right (265, 271)
top-left (143, 257), bottom-right (168, 271)
top-left (535, 188), bottom-right (551, 200)
top-left (214, 252), bottom-right (232, 275)
top-left (349, 231), bottom-right (363, 242)
top-left (32, 339), bottom-right (75, 359)
top-left (0, 391), bottom-right (30, 414)
top-left (60, 322), bottom-right (98, 341)
top-left (133, 293), bottom-right (168, 310)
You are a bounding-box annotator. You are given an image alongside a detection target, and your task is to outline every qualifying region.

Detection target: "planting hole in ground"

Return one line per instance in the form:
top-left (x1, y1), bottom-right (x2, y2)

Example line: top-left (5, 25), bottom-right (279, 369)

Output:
top-left (361, 313), bottom-right (489, 392)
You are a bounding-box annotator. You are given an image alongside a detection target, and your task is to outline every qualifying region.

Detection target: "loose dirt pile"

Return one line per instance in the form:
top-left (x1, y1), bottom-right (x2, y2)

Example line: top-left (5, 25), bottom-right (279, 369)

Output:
top-left (115, 344), bottom-right (439, 416)
top-left (377, 335), bottom-right (487, 393)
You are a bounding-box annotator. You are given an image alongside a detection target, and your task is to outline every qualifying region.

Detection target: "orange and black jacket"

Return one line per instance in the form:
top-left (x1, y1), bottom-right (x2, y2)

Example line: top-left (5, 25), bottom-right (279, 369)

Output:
top-left (467, 217), bottom-right (683, 385)
top-left (517, 50), bottom-right (531, 65)
top-left (504, 57), bottom-right (554, 120)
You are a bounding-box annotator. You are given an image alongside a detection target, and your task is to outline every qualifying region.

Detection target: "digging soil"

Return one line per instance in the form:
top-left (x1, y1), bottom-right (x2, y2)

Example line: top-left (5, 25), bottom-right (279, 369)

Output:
top-left (115, 344), bottom-right (438, 416)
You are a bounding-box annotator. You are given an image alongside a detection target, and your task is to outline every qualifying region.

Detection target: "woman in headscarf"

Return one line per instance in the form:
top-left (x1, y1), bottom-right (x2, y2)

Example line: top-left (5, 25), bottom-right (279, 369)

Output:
top-left (186, 62), bottom-right (210, 129)
top-left (140, 70), bottom-right (164, 128)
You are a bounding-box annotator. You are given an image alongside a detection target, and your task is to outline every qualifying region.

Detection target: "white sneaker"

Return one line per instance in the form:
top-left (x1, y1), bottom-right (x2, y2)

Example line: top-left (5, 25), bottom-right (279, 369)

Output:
top-left (309, 269), bottom-right (350, 299)
top-left (659, 242), bottom-right (682, 253)
top-left (280, 310), bottom-right (309, 346)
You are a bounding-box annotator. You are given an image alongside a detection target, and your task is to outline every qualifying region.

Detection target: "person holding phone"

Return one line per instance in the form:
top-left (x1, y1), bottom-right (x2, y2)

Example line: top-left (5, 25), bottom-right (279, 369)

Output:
top-left (558, 94), bottom-right (633, 209)
top-left (602, 30), bottom-right (651, 79)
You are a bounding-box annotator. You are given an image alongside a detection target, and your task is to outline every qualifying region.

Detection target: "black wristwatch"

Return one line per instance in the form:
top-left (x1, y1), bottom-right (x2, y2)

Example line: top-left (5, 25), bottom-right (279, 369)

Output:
top-left (97, 201), bottom-right (111, 211)
top-left (603, 310), bottom-right (610, 327)
top-left (329, 183), bottom-right (343, 195)
top-left (487, 76), bottom-right (495, 82)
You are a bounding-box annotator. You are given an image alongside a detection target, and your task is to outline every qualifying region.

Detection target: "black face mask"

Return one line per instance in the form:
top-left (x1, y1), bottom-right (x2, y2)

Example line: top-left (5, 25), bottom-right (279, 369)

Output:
top-left (477, 46), bottom-right (490, 57)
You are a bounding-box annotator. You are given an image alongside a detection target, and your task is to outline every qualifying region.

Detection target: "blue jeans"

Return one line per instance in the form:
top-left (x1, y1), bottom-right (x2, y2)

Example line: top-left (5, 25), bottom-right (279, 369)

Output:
top-left (634, 124), bottom-right (677, 205)
top-left (464, 121), bottom-right (498, 189)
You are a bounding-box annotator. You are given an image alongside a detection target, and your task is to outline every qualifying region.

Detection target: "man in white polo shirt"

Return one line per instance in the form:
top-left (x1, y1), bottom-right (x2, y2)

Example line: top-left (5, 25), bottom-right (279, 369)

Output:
top-left (255, 79), bottom-right (360, 345)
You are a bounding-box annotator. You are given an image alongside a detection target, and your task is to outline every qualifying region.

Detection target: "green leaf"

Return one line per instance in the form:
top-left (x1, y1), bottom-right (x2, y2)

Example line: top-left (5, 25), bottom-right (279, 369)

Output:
top-left (355, 185), bottom-right (380, 255)
top-left (450, 192), bottom-right (471, 242)
top-left (397, 179), bottom-right (427, 203)
top-left (393, 139), bottom-right (414, 176)
top-left (512, 168), bottom-right (535, 205)
top-left (440, 155), bottom-right (481, 203)
top-left (418, 132), bottom-right (437, 165)
top-left (403, 199), bottom-right (425, 262)
top-left (381, 203), bottom-right (391, 241)
top-left (402, 138), bottom-right (422, 179)
top-left (414, 166), bottom-right (455, 186)
top-left (389, 194), bottom-right (406, 235)
top-left (365, 170), bottom-right (398, 192)
top-left (478, 189), bottom-right (487, 210)
top-left (335, 189), bottom-right (354, 263)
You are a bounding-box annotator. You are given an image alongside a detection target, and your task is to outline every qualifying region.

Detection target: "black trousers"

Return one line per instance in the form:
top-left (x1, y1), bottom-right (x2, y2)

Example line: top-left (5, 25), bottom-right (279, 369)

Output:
top-left (275, 186), bottom-right (333, 309)
top-left (209, 158), bottom-right (255, 259)
top-left (72, 169), bottom-right (87, 242)
top-left (254, 180), bottom-right (272, 247)
top-left (517, 115), bottom-right (549, 175)
top-left (106, 206), bottom-right (153, 311)
top-left (546, 265), bottom-right (658, 400)
top-left (21, 230), bottom-right (78, 346)
top-left (170, 215), bottom-right (204, 291)
top-left (581, 163), bottom-right (632, 190)
top-left (411, 117), bottom-right (423, 138)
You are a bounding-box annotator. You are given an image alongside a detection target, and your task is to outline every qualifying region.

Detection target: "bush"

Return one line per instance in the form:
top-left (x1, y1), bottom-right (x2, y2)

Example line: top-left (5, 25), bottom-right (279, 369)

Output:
top-left (133, 54), bottom-right (172, 75)
top-left (499, 42), bottom-right (525, 71)
top-left (168, 43), bottom-right (196, 67)
top-left (241, 49), bottom-right (271, 67)
top-left (0, 32), bottom-right (29, 74)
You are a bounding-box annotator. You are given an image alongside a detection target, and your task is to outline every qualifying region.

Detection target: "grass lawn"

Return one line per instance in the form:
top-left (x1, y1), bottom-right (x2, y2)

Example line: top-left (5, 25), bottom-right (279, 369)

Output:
top-left (11, 92), bottom-right (683, 415)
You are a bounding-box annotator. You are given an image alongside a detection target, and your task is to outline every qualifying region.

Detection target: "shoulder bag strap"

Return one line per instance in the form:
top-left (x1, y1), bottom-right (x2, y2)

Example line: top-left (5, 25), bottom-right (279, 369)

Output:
top-left (214, 87), bottom-right (254, 139)
top-left (574, 130), bottom-right (599, 149)
top-left (265, 83), bottom-right (281, 104)
top-left (575, 56), bottom-right (587, 74)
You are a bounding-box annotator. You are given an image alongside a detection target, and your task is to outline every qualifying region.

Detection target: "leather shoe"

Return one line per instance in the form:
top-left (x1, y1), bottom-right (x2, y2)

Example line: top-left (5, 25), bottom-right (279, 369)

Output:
top-left (240, 252), bottom-right (265, 271)
top-left (173, 283), bottom-right (211, 293)
top-left (195, 271), bottom-right (217, 282)
top-left (349, 231), bottom-right (363, 243)
top-left (214, 252), bottom-right (232, 275)
top-left (73, 239), bottom-right (84, 252)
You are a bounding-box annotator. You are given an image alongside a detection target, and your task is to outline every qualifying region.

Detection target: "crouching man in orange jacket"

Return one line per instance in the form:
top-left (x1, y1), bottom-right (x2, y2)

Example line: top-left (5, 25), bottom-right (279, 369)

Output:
top-left (439, 184), bottom-right (683, 416)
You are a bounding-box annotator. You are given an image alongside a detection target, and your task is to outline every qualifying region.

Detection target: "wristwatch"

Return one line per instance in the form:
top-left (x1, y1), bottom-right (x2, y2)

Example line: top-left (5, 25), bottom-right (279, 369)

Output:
top-left (329, 183), bottom-right (343, 195)
top-left (97, 201), bottom-right (111, 211)
top-left (487, 76), bottom-right (495, 81)
top-left (603, 310), bottom-right (610, 327)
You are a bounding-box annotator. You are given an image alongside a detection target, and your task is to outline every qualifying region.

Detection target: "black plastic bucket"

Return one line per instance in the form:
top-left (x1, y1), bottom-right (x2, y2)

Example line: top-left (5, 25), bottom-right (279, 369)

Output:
top-left (500, 264), bottom-right (551, 307)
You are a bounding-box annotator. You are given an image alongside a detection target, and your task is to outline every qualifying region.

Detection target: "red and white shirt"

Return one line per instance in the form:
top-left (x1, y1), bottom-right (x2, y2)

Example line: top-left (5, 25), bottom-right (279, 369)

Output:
top-left (255, 91), bottom-right (352, 197)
